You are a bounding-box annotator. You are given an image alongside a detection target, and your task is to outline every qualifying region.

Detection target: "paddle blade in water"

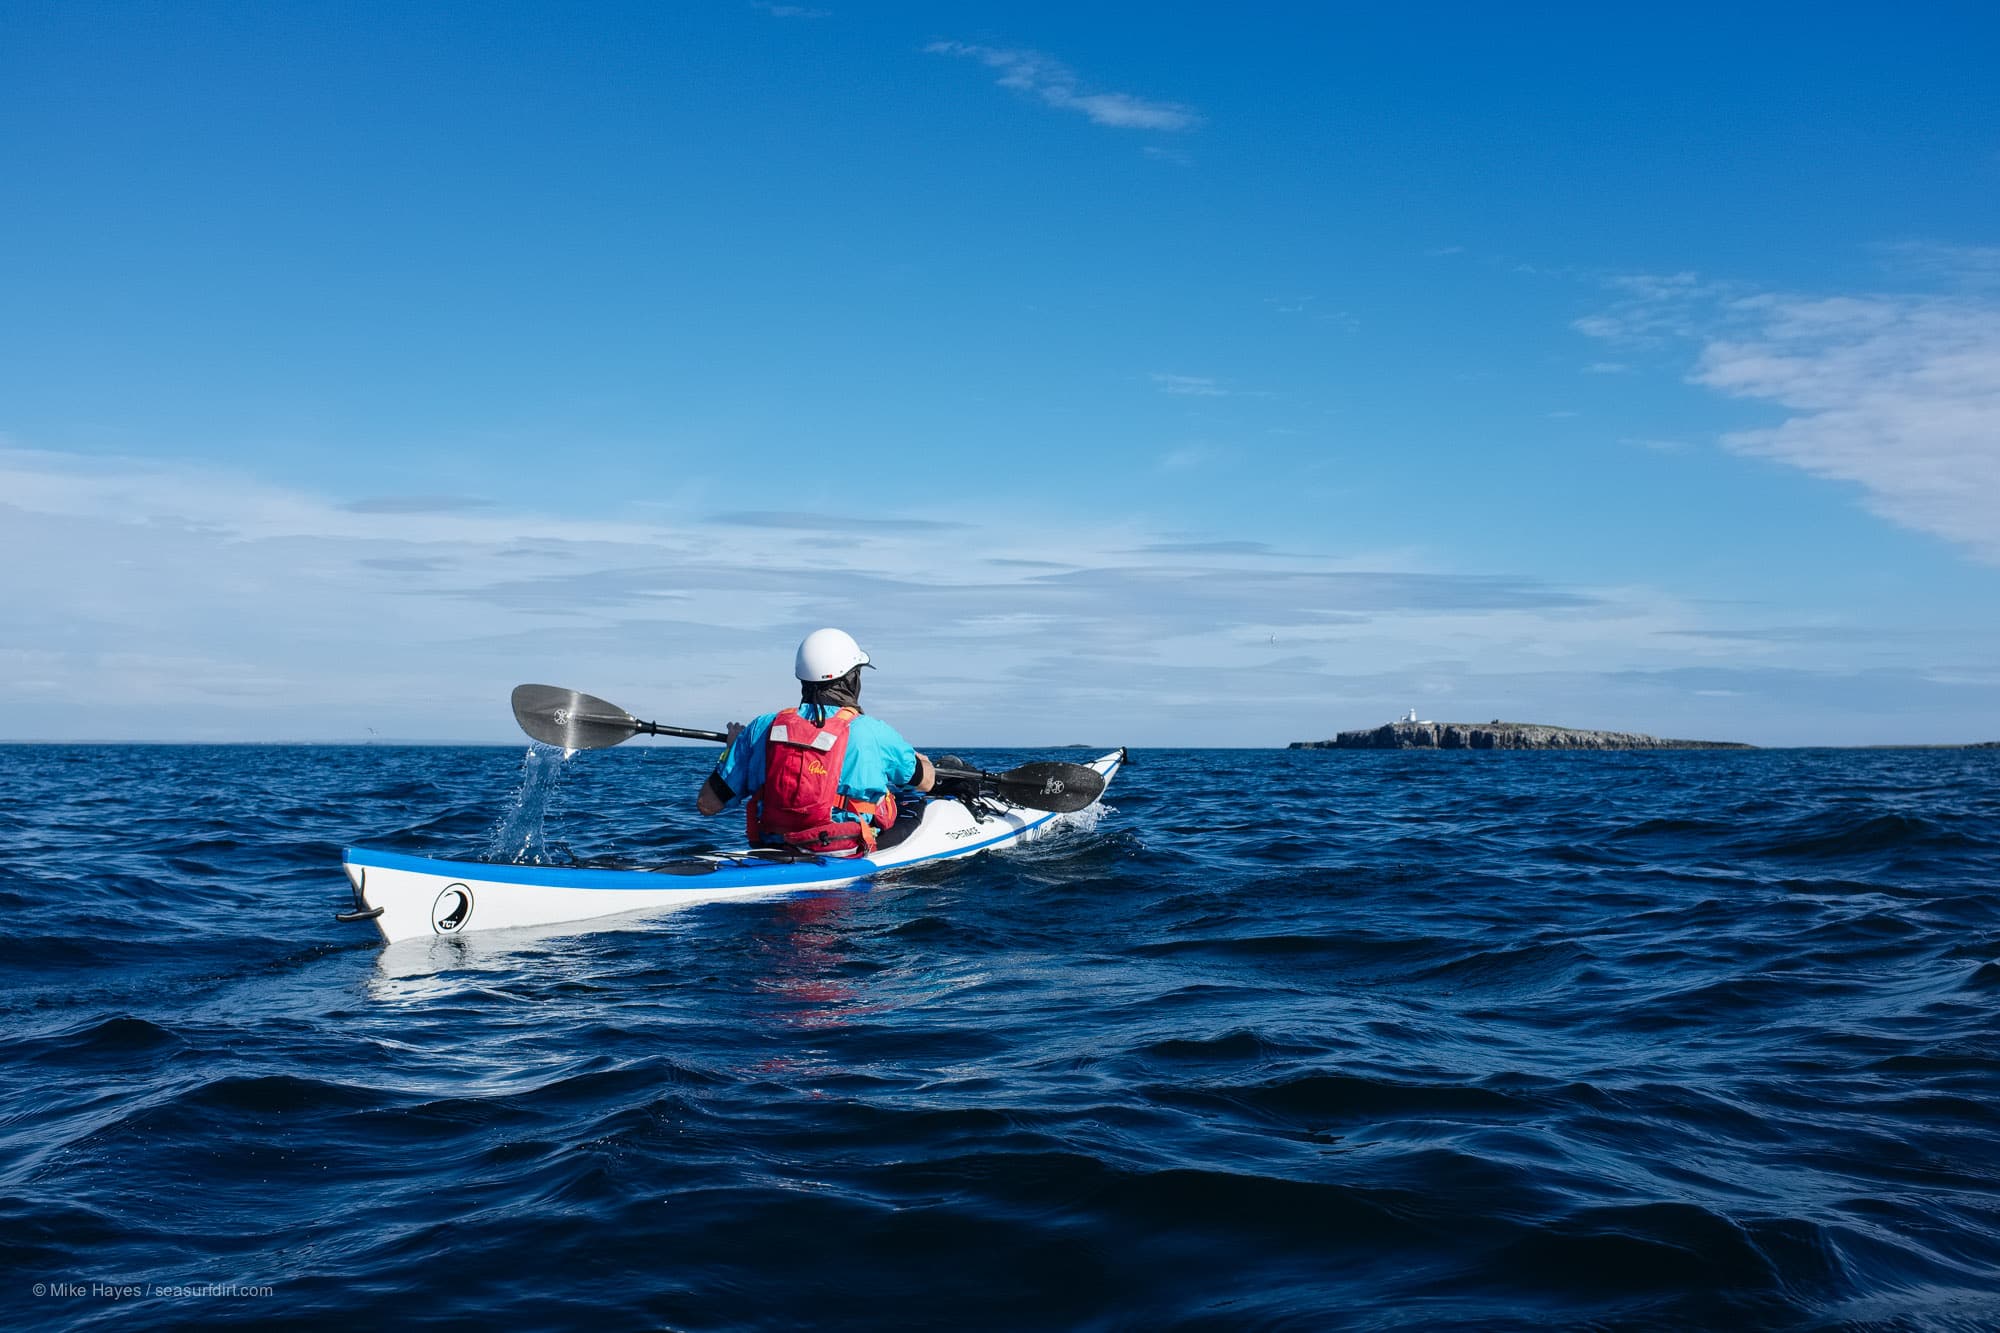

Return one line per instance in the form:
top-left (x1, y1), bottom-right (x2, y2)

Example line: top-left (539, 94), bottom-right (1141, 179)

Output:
top-left (510, 684), bottom-right (642, 751)
top-left (988, 761), bottom-right (1107, 813)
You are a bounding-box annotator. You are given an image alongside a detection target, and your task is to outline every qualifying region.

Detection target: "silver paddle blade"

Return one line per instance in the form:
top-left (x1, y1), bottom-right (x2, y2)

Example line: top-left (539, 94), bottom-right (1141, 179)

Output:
top-left (511, 684), bottom-right (642, 750)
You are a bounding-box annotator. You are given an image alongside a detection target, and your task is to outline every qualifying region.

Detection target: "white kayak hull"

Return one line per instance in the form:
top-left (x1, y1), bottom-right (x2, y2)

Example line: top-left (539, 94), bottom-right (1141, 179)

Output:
top-left (340, 749), bottom-right (1123, 945)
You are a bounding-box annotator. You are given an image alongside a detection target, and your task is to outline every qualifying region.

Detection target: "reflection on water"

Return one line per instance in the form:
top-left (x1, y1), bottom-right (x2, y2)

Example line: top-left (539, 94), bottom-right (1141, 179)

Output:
top-left (749, 893), bottom-right (883, 1032)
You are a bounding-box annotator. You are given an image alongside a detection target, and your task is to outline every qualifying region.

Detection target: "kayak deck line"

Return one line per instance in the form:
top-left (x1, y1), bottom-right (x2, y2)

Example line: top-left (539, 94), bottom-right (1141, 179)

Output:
top-left (338, 748), bottom-right (1123, 944)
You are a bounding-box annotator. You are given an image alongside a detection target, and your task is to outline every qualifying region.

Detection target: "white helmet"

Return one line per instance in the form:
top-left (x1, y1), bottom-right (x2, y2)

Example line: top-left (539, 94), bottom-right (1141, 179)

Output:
top-left (795, 627), bottom-right (873, 682)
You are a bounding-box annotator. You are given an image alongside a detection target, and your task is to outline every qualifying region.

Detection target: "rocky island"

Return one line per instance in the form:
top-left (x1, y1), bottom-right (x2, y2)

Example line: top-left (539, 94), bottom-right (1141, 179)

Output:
top-left (1291, 721), bottom-right (1752, 751)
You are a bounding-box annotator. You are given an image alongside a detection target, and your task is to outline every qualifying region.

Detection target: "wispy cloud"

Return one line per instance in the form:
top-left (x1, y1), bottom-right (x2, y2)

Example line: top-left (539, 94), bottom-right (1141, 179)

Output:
top-left (1262, 295), bottom-right (1356, 328)
top-left (1875, 240), bottom-right (2000, 289)
top-left (360, 556), bottom-right (456, 573)
top-left (1654, 626), bottom-right (1896, 644)
top-left (341, 494), bottom-right (492, 515)
top-left (1157, 445), bottom-right (1214, 470)
top-left (1571, 272), bottom-right (1732, 344)
top-left (925, 42), bottom-right (1201, 132)
top-left (751, 1), bottom-right (829, 18)
top-left (709, 510), bottom-right (969, 533)
top-left (1151, 372), bottom-right (1229, 397)
top-left (1132, 540), bottom-right (1273, 556)
top-left (1579, 264), bottom-right (2000, 564)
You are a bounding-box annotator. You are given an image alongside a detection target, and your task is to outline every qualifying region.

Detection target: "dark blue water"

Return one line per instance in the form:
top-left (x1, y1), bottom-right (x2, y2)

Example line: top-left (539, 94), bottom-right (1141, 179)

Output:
top-left (5, 745), bottom-right (2000, 1330)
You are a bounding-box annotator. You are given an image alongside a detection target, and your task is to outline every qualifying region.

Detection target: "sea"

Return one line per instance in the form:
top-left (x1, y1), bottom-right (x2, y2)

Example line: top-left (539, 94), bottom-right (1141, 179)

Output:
top-left (3, 743), bottom-right (1999, 1331)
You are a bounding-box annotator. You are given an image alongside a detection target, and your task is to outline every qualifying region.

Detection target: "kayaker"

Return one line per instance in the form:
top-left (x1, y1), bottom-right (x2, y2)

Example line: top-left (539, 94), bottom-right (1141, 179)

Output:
top-left (697, 628), bottom-right (936, 855)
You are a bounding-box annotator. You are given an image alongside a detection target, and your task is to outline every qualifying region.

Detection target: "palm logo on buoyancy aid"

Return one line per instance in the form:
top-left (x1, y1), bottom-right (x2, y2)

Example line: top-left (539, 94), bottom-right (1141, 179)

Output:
top-left (744, 707), bottom-right (894, 854)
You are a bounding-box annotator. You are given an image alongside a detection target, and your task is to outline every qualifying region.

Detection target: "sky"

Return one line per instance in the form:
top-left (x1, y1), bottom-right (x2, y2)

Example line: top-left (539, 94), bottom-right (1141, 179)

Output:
top-left (2, 1), bottom-right (1997, 746)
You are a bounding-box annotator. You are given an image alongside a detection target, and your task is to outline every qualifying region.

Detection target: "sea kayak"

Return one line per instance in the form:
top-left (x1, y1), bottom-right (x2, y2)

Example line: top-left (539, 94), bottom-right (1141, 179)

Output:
top-left (339, 748), bottom-right (1124, 945)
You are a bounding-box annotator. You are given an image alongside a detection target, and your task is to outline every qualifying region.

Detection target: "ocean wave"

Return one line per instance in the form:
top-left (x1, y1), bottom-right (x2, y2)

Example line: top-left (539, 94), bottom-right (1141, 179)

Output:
top-left (2, 743), bottom-right (1997, 1329)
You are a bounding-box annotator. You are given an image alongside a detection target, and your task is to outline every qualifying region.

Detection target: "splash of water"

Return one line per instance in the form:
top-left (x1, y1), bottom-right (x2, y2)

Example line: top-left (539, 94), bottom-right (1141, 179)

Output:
top-left (1004, 799), bottom-right (1112, 854)
top-left (485, 743), bottom-right (571, 863)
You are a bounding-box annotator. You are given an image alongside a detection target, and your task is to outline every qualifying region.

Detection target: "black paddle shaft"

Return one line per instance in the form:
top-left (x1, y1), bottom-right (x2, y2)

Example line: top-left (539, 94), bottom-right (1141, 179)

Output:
top-left (637, 721), bottom-right (729, 743)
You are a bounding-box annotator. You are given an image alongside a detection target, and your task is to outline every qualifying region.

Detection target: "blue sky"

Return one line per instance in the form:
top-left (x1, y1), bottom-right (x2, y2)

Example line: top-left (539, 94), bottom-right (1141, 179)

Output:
top-left (3, 1), bottom-right (1997, 745)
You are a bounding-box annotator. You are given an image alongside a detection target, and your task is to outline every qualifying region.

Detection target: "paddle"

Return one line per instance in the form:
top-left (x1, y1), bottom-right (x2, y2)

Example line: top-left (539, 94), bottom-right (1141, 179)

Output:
top-left (512, 684), bottom-right (729, 750)
top-left (930, 760), bottom-right (1105, 814)
top-left (509, 684), bottom-right (1108, 813)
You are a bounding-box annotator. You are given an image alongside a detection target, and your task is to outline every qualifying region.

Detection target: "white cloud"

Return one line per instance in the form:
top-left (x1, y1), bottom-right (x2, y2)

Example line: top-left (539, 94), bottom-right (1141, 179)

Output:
top-left (1579, 269), bottom-right (2000, 564)
top-left (751, 2), bottom-right (829, 17)
top-left (925, 42), bottom-right (1201, 132)
top-left (1697, 295), bottom-right (2000, 564)
top-left (4, 446), bottom-right (1991, 744)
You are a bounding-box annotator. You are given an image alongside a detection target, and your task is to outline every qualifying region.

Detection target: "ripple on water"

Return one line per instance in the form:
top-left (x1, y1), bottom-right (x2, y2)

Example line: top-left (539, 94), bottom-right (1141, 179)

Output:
top-left (0, 743), bottom-right (1996, 1329)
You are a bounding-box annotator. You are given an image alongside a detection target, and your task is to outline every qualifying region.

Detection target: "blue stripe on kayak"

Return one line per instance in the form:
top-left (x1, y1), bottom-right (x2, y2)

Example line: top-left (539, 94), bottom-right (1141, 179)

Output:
top-left (343, 754), bottom-right (1119, 892)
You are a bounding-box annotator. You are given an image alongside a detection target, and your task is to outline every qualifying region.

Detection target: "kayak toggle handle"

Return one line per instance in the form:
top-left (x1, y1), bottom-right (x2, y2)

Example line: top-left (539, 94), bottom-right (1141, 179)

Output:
top-left (334, 863), bottom-right (383, 924)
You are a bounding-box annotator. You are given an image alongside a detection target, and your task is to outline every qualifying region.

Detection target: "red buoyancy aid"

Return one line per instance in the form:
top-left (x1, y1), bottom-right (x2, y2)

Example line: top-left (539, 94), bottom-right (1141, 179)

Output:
top-left (744, 707), bottom-right (898, 855)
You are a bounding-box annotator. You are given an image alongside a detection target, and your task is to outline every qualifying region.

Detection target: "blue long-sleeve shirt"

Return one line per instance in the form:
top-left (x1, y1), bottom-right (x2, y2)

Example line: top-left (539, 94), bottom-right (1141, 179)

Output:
top-left (711, 704), bottom-right (918, 824)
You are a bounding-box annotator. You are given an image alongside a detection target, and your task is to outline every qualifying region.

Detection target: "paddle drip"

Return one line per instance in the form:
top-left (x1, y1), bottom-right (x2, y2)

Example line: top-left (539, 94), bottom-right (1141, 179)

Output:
top-left (485, 743), bottom-right (572, 864)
